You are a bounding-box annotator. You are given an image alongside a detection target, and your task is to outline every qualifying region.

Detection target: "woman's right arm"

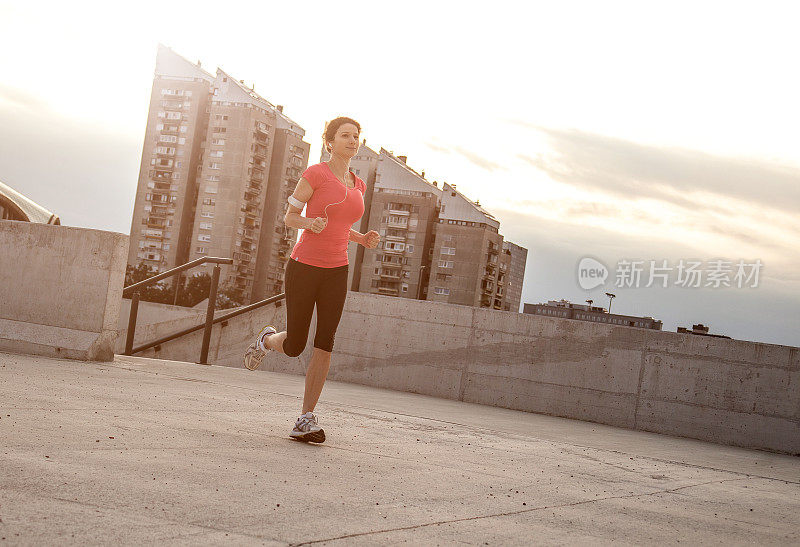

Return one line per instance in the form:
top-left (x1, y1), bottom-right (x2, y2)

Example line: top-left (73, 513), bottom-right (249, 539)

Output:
top-left (284, 177), bottom-right (314, 230)
top-left (285, 178), bottom-right (328, 234)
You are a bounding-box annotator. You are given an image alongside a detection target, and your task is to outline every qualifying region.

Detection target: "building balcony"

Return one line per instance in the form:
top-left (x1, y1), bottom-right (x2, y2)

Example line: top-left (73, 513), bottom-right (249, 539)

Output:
top-left (378, 286), bottom-right (399, 295)
top-left (388, 209), bottom-right (410, 216)
top-left (383, 247), bottom-right (405, 255)
top-left (387, 222), bottom-right (408, 229)
top-left (380, 272), bottom-right (401, 280)
top-left (385, 234), bottom-right (405, 242)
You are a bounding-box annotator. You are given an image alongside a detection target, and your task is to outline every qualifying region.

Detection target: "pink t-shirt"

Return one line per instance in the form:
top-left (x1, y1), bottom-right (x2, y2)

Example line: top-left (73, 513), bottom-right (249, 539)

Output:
top-left (290, 162), bottom-right (366, 268)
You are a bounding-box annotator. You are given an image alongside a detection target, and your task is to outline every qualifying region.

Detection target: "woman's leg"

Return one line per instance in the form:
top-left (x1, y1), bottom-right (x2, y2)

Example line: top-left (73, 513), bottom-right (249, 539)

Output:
top-left (301, 265), bottom-right (349, 413)
top-left (264, 259), bottom-right (316, 357)
top-left (302, 347), bottom-right (332, 414)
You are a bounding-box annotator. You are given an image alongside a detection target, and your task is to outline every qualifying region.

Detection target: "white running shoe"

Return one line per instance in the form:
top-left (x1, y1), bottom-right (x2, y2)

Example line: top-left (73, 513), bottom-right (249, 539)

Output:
top-left (290, 411), bottom-right (326, 443)
top-left (243, 325), bottom-right (277, 371)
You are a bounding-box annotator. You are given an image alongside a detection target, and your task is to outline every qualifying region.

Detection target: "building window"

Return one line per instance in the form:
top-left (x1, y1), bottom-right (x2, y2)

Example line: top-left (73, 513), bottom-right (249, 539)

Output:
top-left (198, 234), bottom-right (211, 242)
top-left (433, 287), bottom-right (450, 295)
top-left (205, 186), bottom-right (218, 194)
top-left (438, 260), bottom-right (454, 268)
top-left (199, 222), bottom-right (212, 230)
top-left (202, 198), bottom-right (216, 206)
top-left (210, 163), bottom-right (222, 169)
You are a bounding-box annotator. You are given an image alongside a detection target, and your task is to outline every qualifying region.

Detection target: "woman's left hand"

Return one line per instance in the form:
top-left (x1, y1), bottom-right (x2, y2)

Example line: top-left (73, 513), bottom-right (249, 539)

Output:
top-left (363, 230), bottom-right (380, 248)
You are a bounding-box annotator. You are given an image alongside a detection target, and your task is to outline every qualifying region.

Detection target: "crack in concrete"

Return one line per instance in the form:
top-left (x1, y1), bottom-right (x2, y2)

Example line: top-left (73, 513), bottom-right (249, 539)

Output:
top-left (289, 477), bottom-right (752, 546)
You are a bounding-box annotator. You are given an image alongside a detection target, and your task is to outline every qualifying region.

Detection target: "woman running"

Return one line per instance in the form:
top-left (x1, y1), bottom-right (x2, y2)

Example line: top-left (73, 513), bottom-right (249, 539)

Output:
top-left (242, 116), bottom-right (380, 443)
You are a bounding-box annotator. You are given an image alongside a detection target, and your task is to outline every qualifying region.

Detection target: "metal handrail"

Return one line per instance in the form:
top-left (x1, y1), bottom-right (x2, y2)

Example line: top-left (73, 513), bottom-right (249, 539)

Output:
top-left (129, 291), bottom-right (286, 355)
top-left (122, 256), bottom-right (234, 364)
top-left (123, 257), bottom-right (232, 294)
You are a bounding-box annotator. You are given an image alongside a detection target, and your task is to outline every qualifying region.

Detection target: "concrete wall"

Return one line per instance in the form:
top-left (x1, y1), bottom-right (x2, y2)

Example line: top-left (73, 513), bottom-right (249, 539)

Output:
top-left (118, 298), bottom-right (207, 331)
top-left (0, 221), bottom-right (127, 361)
top-left (126, 290), bottom-right (799, 455)
top-left (114, 299), bottom-right (240, 356)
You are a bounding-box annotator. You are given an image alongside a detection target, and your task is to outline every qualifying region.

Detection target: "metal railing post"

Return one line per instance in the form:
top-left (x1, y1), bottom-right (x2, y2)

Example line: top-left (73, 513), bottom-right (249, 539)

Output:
top-left (199, 265), bottom-right (221, 364)
top-left (125, 291), bottom-right (140, 356)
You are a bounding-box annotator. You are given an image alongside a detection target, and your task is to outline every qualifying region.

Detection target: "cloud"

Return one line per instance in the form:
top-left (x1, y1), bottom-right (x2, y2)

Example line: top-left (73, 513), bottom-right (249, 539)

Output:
top-left (424, 141), bottom-right (504, 171)
top-left (424, 141), bottom-right (450, 153)
top-left (513, 124), bottom-right (800, 216)
top-left (492, 205), bottom-right (800, 347)
top-left (0, 84), bottom-right (49, 112)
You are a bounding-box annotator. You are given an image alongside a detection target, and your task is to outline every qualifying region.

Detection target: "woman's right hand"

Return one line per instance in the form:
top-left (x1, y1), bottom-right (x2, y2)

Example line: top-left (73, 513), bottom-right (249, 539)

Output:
top-left (307, 216), bottom-right (327, 233)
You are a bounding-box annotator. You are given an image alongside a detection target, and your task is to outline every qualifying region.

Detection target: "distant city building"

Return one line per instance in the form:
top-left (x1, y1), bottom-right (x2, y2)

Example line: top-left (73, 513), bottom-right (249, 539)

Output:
top-left (503, 241), bottom-right (527, 313)
top-left (0, 180), bottom-right (60, 224)
top-left (320, 145), bottom-right (528, 310)
top-left (128, 45), bottom-right (309, 303)
top-left (523, 299), bottom-right (663, 330)
top-left (677, 323), bottom-right (730, 338)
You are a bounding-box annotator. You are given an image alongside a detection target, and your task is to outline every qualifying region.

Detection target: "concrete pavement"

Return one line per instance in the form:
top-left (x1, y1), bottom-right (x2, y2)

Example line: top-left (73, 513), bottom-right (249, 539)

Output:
top-left (1, 350), bottom-right (798, 545)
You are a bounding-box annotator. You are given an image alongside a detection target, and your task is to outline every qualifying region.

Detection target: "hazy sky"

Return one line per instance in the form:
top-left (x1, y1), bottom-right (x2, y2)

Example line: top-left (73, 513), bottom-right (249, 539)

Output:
top-left (1, 1), bottom-right (798, 347)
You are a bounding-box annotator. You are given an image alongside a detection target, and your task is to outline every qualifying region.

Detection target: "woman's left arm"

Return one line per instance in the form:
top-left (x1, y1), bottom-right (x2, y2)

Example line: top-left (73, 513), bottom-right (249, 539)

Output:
top-left (349, 228), bottom-right (365, 245)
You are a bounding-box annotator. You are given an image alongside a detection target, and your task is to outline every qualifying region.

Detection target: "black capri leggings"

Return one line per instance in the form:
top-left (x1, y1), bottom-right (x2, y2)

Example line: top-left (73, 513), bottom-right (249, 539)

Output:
top-left (281, 257), bottom-right (349, 357)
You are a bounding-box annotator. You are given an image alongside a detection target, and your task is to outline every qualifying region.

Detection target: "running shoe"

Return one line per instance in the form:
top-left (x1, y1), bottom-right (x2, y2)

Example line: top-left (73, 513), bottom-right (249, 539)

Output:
top-left (243, 324), bottom-right (277, 371)
top-left (289, 411), bottom-right (326, 443)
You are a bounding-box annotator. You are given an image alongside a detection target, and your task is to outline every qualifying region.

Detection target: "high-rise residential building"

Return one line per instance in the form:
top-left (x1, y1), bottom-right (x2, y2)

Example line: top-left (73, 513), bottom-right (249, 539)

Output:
top-left (129, 45), bottom-right (214, 272)
top-left (128, 45), bottom-right (309, 304)
top-left (353, 147), bottom-right (441, 297)
top-left (503, 240), bottom-right (528, 312)
top-left (429, 182), bottom-right (507, 308)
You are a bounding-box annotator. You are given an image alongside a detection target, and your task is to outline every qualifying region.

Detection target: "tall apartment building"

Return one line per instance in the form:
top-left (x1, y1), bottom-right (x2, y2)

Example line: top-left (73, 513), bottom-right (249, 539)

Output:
top-left (129, 45), bottom-right (214, 272)
top-left (352, 148), bottom-right (441, 298)
top-left (129, 45), bottom-right (310, 304)
top-left (429, 183), bottom-right (507, 308)
top-left (503, 241), bottom-right (528, 312)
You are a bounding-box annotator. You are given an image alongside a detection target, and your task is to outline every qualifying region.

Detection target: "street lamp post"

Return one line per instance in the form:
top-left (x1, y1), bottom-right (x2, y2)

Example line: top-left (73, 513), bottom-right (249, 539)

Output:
top-left (605, 292), bottom-right (616, 314)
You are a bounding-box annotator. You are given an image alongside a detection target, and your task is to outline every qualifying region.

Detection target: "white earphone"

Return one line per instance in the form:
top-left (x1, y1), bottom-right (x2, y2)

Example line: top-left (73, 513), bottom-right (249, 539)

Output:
top-left (287, 168), bottom-right (350, 232)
